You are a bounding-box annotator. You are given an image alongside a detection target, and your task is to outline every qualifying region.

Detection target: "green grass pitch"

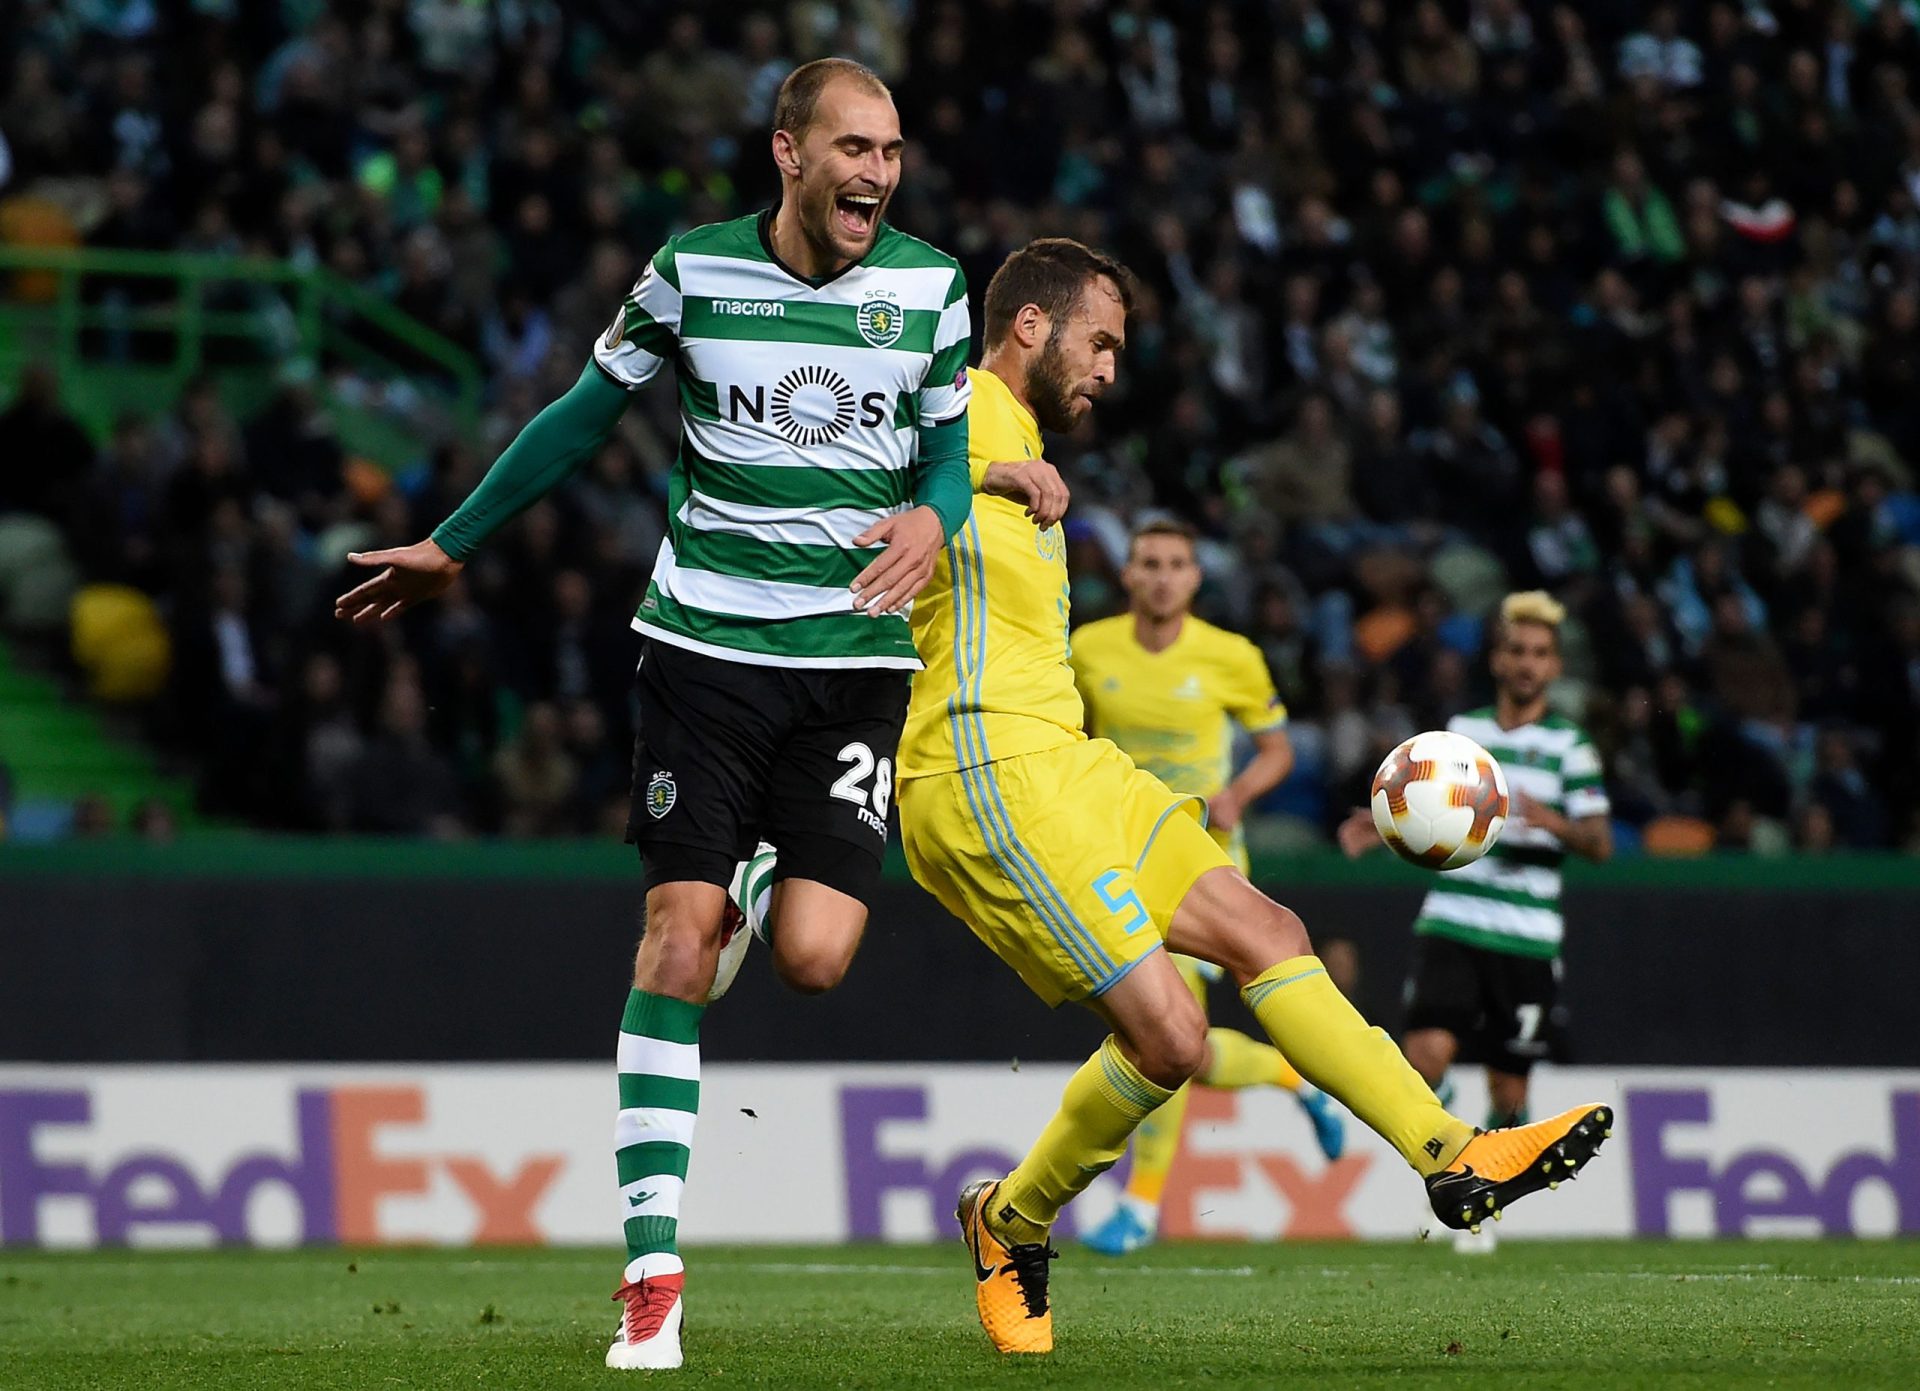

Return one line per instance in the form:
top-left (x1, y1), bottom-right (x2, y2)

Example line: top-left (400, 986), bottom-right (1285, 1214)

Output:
top-left (4, 1240), bottom-right (1918, 1389)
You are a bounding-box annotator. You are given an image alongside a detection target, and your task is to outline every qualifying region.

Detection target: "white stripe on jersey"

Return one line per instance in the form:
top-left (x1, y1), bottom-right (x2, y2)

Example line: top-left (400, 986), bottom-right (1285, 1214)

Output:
top-left (680, 392), bottom-right (909, 471)
top-left (1442, 854), bottom-right (1564, 899)
top-left (682, 495), bottom-right (901, 548)
top-left (675, 254), bottom-right (961, 311)
top-left (1420, 891), bottom-right (1564, 943)
top-left (653, 536), bottom-right (871, 620)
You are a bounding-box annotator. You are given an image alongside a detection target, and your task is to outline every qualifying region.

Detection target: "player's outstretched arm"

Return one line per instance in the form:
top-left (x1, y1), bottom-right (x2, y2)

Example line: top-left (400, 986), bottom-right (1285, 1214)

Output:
top-left (1210, 728), bottom-right (1294, 831)
top-left (333, 361), bottom-right (631, 626)
top-left (981, 458), bottom-right (1069, 527)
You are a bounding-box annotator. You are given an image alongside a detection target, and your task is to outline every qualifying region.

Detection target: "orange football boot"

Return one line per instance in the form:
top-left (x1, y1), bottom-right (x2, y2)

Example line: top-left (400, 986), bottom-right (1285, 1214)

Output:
top-left (1426, 1103), bottom-right (1614, 1232)
top-left (956, 1179), bottom-right (1056, 1354)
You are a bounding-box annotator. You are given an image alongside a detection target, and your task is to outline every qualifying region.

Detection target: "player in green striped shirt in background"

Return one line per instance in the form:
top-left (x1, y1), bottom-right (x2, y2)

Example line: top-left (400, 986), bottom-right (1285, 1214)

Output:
top-left (1341, 591), bottom-right (1611, 1251)
top-left (331, 58), bottom-right (1025, 1371)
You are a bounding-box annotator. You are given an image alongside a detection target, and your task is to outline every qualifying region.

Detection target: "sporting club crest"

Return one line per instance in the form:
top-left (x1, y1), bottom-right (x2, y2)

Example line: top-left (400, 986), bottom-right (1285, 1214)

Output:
top-left (646, 770), bottom-right (677, 819)
top-left (856, 296), bottom-right (904, 348)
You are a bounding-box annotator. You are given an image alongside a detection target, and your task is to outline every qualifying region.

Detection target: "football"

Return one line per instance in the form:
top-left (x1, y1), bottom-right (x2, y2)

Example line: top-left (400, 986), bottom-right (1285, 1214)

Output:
top-left (1369, 730), bottom-right (1509, 870)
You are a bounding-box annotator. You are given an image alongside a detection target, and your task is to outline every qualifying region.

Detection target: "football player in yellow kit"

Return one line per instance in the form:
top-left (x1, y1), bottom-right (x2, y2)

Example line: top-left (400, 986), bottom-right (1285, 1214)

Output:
top-left (1071, 520), bottom-right (1345, 1258)
top-left (895, 238), bottom-right (1611, 1356)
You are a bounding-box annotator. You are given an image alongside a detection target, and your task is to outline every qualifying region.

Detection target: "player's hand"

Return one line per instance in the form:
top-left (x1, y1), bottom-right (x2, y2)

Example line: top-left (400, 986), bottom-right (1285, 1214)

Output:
top-left (850, 505), bottom-right (945, 616)
top-left (982, 459), bottom-right (1070, 528)
top-left (334, 538), bottom-right (463, 626)
top-left (1206, 789), bottom-right (1244, 832)
top-left (1336, 808), bottom-right (1378, 859)
top-left (1512, 791), bottom-right (1565, 837)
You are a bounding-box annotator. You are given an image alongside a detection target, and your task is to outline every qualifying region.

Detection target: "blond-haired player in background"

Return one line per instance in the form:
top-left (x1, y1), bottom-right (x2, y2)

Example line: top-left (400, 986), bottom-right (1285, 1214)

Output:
top-left (898, 239), bottom-right (1612, 1357)
top-left (1341, 590), bottom-right (1612, 1253)
top-left (1072, 520), bottom-right (1344, 1257)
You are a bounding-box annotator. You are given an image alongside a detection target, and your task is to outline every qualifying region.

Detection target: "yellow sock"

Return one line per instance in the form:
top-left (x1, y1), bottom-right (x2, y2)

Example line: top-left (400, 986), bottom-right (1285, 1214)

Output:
top-left (1200, 1027), bottom-right (1304, 1091)
top-left (1241, 956), bottom-right (1471, 1175)
top-left (1122, 1082), bottom-right (1190, 1207)
top-left (997, 1035), bottom-right (1175, 1243)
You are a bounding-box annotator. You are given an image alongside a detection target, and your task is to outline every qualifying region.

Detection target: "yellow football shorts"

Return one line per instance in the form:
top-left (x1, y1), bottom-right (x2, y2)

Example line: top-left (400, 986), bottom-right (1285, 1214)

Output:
top-left (899, 738), bottom-right (1234, 1007)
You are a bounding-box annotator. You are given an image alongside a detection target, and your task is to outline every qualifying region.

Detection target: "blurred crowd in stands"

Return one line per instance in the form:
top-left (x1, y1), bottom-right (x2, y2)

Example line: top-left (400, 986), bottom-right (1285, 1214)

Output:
top-left (4, 0), bottom-right (1920, 853)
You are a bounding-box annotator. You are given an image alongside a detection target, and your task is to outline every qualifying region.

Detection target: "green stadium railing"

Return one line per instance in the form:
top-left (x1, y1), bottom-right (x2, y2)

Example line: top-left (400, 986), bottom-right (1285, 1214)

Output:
top-left (0, 246), bottom-right (482, 468)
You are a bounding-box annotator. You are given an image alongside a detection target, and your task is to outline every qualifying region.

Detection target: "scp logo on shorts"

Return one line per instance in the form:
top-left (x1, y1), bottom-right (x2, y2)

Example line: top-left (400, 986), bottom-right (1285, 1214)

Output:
top-left (646, 771), bottom-right (677, 819)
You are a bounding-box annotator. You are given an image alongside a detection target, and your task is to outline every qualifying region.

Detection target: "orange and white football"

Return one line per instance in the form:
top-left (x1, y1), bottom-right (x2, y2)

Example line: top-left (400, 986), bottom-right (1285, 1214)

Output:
top-left (1369, 730), bottom-right (1509, 870)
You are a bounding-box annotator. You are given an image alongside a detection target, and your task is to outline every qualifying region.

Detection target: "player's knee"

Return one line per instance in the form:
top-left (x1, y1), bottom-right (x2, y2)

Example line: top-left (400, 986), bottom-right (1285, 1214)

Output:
top-left (1265, 902), bottom-right (1312, 960)
top-left (1220, 900), bottom-right (1312, 983)
top-left (773, 946), bottom-right (850, 995)
top-left (633, 888), bottom-right (725, 993)
top-left (1134, 1025), bottom-right (1206, 1089)
top-left (1128, 999), bottom-right (1209, 1088)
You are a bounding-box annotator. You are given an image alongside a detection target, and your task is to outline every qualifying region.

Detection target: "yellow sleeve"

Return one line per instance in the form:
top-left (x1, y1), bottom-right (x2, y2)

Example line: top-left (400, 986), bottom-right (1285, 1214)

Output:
top-left (1221, 639), bottom-right (1287, 733)
top-left (966, 386), bottom-right (1006, 490)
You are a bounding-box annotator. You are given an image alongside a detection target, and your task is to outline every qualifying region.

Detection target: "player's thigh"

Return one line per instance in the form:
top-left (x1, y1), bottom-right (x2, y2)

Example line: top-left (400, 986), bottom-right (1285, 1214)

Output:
top-left (763, 665), bottom-right (909, 907)
top-left (1149, 802), bottom-right (1312, 983)
top-left (765, 871), bottom-right (869, 994)
top-left (1402, 934), bottom-right (1485, 1044)
top-left (1480, 949), bottom-right (1567, 1075)
top-left (627, 639), bottom-right (779, 889)
top-left (898, 745), bottom-right (1164, 1007)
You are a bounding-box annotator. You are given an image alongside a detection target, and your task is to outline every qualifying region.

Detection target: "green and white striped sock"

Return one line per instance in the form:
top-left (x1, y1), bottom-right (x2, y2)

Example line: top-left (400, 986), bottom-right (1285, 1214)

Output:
top-left (616, 988), bottom-right (704, 1282)
top-left (738, 842), bottom-right (778, 945)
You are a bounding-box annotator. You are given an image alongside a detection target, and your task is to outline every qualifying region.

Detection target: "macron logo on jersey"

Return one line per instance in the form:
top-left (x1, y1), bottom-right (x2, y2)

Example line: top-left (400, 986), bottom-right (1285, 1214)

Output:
top-left (710, 299), bottom-right (787, 317)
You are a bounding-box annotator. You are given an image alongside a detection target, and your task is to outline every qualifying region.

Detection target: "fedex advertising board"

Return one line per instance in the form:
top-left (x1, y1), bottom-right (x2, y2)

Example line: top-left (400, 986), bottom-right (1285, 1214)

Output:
top-left (1, 1066), bottom-right (1914, 1247)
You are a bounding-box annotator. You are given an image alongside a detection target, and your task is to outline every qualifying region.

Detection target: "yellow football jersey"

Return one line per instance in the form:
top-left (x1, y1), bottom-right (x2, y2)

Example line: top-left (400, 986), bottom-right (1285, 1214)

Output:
top-left (1070, 614), bottom-right (1287, 804)
top-left (899, 366), bottom-right (1084, 777)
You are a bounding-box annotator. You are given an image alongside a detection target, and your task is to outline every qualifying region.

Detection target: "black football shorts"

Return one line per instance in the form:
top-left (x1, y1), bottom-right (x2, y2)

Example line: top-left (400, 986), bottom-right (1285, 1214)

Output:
top-left (1402, 932), bottom-right (1569, 1076)
top-left (626, 637), bottom-right (909, 905)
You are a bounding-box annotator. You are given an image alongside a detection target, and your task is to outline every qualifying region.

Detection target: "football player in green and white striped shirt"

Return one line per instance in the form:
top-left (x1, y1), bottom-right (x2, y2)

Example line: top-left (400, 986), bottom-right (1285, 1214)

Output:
top-left (332, 59), bottom-right (1060, 1372)
top-left (1341, 591), bottom-right (1611, 1154)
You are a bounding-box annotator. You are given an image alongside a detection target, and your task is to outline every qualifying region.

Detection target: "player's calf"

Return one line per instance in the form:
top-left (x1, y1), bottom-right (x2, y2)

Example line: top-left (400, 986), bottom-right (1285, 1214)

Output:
top-left (1402, 1028), bottom-right (1458, 1090)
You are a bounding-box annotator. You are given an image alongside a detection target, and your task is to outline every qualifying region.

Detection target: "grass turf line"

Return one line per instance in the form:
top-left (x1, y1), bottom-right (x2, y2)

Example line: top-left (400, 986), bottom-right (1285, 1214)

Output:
top-left (3, 1240), bottom-right (1918, 1390)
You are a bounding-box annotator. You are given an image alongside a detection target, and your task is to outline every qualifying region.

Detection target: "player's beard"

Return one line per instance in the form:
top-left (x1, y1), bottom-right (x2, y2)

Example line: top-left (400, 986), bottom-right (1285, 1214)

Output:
top-left (1027, 329), bottom-right (1082, 434)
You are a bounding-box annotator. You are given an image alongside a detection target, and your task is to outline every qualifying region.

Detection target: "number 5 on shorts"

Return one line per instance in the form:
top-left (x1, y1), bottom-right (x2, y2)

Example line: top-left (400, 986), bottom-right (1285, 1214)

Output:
top-left (1091, 870), bottom-right (1150, 935)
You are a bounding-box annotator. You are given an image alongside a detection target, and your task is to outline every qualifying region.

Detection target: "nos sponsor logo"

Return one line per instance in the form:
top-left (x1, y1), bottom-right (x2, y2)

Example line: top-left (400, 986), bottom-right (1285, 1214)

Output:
top-left (727, 367), bottom-right (890, 447)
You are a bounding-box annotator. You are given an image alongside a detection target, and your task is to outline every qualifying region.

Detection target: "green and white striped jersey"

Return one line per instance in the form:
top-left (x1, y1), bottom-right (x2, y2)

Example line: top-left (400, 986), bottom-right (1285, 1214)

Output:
top-left (593, 211), bottom-right (971, 669)
top-left (1413, 708), bottom-right (1609, 959)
